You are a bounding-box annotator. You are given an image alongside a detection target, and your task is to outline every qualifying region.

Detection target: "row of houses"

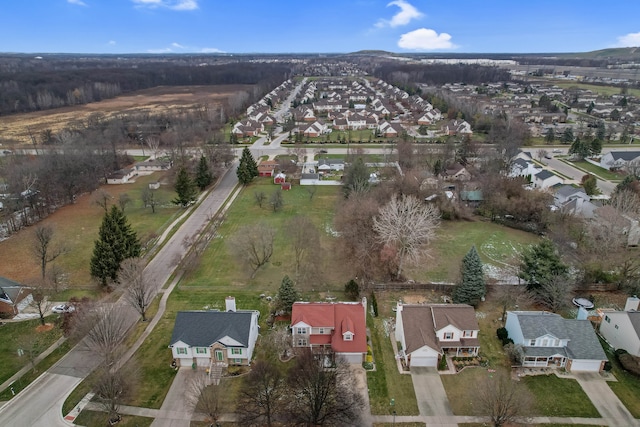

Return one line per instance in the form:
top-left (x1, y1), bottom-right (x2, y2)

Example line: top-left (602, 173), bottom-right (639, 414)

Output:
top-left (168, 295), bottom-right (614, 374)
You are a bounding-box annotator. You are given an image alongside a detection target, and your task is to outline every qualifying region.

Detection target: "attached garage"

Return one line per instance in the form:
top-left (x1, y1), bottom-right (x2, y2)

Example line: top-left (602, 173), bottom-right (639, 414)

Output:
top-left (568, 359), bottom-right (603, 372)
top-left (408, 346), bottom-right (440, 368)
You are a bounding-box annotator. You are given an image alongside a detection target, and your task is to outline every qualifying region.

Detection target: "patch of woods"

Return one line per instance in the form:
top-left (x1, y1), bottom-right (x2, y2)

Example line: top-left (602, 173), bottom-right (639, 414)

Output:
top-left (0, 58), bottom-right (292, 116)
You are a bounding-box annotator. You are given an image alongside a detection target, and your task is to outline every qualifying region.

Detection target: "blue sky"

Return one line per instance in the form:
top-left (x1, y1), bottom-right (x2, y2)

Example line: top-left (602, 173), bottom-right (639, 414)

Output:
top-left (2, 0), bottom-right (640, 54)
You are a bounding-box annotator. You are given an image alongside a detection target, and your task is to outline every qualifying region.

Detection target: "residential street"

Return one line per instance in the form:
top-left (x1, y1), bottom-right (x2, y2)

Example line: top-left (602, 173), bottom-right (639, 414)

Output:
top-left (0, 164), bottom-right (240, 427)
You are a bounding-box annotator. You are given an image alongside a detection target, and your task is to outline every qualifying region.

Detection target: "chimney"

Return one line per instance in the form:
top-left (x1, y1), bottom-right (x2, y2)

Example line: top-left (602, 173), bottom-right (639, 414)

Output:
top-left (625, 296), bottom-right (640, 312)
top-left (225, 296), bottom-right (236, 312)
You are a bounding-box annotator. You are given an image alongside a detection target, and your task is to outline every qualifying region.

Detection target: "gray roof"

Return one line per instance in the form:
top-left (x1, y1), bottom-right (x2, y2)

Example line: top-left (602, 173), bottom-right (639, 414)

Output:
top-left (0, 276), bottom-right (29, 304)
top-left (555, 185), bottom-right (585, 199)
top-left (512, 311), bottom-right (606, 361)
top-left (513, 158), bottom-right (529, 168)
top-left (169, 311), bottom-right (255, 348)
top-left (610, 151), bottom-right (640, 161)
top-left (301, 173), bottom-right (319, 180)
top-left (535, 169), bottom-right (556, 181)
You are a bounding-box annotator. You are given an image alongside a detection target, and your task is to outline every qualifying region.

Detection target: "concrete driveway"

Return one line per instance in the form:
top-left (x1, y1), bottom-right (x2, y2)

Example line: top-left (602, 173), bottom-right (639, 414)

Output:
top-left (410, 367), bottom-right (453, 417)
top-left (150, 367), bottom-right (198, 427)
top-left (574, 372), bottom-right (637, 427)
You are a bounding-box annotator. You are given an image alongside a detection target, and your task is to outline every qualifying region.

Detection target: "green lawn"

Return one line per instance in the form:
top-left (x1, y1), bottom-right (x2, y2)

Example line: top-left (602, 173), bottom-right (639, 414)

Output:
top-left (74, 410), bottom-right (153, 427)
top-left (411, 220), bottom-right (539, 283)
top-left (0, 318), bottom-right (63, 387)
top-left (441, 367), bottom-right (498, 415)
top-left (521, 374), bottom-right (600, 417)
top-left (565, 159), bottom-right (624, 181)
top-left (181, 178), bottom-right (348, 294)
top-left (367, 316), bottom-right (419, 416)
top-left (601, 340), bottom-right (640, 417)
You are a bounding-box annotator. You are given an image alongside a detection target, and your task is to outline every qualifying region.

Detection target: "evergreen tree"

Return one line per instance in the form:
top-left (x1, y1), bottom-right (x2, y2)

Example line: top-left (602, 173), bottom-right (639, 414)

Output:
top-left (195, 156), bottom-right (213, 191)
top-left (544, 128), bottom-right (555, 144)
top-left (452, 246), bottom-right (486, 306)
top-left (173, 166), bottom-right (198, 207)
top-left (237, 147), bottom-right (259, 185)
top-left (90, 206), bottom-right (141, 287)
top-left (561, 127), bottom-right (574, 144)
top-left (342, 157), bottom-right (370, 197)
top-left (519, 239), bottom-right (568, 292)
top-left (590, 138), bottom-right (603, 156)
top-left (275, 275), bottom-right (299, 314)
top-left (569, 137), bottom-right (590, 159)
top-left (344, 279), bottom-right (359, 301)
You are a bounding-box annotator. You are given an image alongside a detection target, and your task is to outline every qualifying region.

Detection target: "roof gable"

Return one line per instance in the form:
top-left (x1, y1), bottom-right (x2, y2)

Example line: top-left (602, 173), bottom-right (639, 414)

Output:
top-left (170, 311), bottom-right (255, 348)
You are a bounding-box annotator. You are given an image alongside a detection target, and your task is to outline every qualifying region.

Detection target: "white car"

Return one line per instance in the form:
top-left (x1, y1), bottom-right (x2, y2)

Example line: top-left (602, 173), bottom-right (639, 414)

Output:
top-left (51, 304), bottom-right (75, 314)
top-left (552, 149), bottom-right (562, 153)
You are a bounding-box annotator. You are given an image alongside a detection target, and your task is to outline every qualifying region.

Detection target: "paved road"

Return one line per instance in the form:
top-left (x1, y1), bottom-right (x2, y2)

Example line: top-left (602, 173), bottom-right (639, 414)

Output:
top-left (0, 164), bottom-right (240, 427)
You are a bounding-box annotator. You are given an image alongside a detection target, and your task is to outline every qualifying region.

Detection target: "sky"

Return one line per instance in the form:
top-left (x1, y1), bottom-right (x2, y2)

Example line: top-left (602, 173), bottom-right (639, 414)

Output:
top-left (1, 0), bottom-right (640, 54)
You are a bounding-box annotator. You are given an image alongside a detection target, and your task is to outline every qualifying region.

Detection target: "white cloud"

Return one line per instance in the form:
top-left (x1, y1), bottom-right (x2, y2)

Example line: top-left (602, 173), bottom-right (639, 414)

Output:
top-left (108, 40), bottom-right (116, 45)
top-left (616, 32), bottom-right (640, 47)
top-left (68, 0), bottom-right (88, 6)
top-left (376, 0), bottom-right (423, 28)
top-left (147, 43), bottom-right (224, 54)
top-left (132, 0), bottom-right (198, 11)
top-left (398, 28), bottom-right (457, 50)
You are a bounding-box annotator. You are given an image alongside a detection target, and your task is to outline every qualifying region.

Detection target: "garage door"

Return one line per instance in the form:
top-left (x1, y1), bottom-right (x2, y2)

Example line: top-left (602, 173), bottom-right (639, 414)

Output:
top-left (570, 359), bottom-right (601, 372)
top-left (410, 355), bottom-right (438, 367)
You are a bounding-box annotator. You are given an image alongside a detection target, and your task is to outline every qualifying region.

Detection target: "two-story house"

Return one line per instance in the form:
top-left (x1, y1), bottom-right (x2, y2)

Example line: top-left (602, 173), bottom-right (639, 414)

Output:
top-left (169, 297), bottom-right (260, 370)
top-left (290, 299), bottom-right (367, 364)
top-left (505, 311), bottom-right (607, 372)
top-left (599, 297), bottom-right (640, 357)
top-left (395, 304), bottom-right (480, 368)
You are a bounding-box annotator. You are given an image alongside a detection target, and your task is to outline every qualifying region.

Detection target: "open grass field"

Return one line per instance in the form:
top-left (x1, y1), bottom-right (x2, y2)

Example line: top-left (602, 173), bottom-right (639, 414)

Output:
top-left (0, 171), bottom-right (181, 289)
top-left (180, 177), bottom-right (349, 295)
top-left (552, 82), bottom-right (640, 98)
top-left (521, 374), bottom-right (600, 417)
top-left (409, 219), bottom-right (540, 283)
top-left (74, 410), bottom-right (153, 427)
top-left (0, 85), bottom-right (253, 146)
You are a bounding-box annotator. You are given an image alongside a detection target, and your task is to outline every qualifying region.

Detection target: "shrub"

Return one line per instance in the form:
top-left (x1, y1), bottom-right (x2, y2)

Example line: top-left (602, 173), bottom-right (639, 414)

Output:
top-left (496, 327), bottom-right (513, 346)
top-left (362, 361), bottom-right (374, 370)
top-left (366, 354), bottom-right (373, 363)
top-left (344, 279), bottom-right (359, 301)
top-left (438, 355), bottom-right (448, 371)
top-left (370, 291), bottom-right (378, 317)
top-left (618, 353), bottom-right (640, 376)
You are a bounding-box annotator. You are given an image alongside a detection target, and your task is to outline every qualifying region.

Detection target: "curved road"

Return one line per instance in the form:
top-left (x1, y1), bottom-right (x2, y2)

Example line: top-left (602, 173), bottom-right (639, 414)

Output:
top-left (0, 163), bottom-right (240, 427)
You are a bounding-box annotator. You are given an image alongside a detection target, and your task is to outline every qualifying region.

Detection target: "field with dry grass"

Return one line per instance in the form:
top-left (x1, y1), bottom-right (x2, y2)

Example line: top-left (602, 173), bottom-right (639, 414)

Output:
top-left (0, 84), bottom-right (252, 145)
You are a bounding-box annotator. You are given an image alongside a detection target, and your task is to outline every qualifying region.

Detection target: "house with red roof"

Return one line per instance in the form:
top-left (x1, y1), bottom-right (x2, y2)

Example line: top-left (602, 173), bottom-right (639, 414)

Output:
top-left (291, 299), bottom-right (367, 364)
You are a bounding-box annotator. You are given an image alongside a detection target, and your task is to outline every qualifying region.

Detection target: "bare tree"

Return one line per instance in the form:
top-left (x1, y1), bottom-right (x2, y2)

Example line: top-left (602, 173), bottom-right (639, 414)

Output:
top-left (535, 273), bottom-right (574, 312)
top-left (92, 364), bottom-right (138, 424)
top-left (118, 193), bottom-right (132, 213)
top-left (27, 280), bottom-right (54, 326)
top-left (262, 326), bottom-right (293, 360)
top-left (373, 194), bottom-right (441, 279)
top-left (609, 189), bottom-right (640, 215)
top-left (16, 333), bottom-right (45, 373)
top-left (141, 187), bottom-right (161, 213)
top-left (536, 149), bottom-right (549, 163)
top-left (477, 370), bottom-right (532, 427)
top-left (269, 189), bottom-right (284, 212)
top-left (228, 223), bottom-right (276, 278)
top-left (286, 349), bottom-right (364, 426)
top-left (285, 215), bottom-right (320, 282)
top-left (119, 257), bottom-right (154, 322)
top-left (186, 373), bottom-right (221, 424)
top-left (145, 135), bottom-right (160, 158)
top-left (305, 184), bottom-right (317, 201)
top-left (92, 189), bottom-right (113, 213)
top-left (238, 359), bottom-right (285, 426)
top-left (494, 285), bottom-right (533, 325)
top-left (73, 304), bottom-right (130, 365)
top-left (254, 190), bottom-right (267, 208)
top-left (32, 225), bottom-right (68, 280)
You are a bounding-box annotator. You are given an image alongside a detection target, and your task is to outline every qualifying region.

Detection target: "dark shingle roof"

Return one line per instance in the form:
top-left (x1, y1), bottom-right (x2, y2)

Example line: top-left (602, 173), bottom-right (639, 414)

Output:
top-left (535, 169), bottom-right (556, 180)
top-left (169, 311), bottom-right (254, 348)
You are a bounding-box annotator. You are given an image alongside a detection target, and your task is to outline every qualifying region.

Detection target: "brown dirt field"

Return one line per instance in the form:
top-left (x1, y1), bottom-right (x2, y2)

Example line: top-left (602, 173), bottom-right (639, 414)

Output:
top-left (0, 84), bottom-right (253, 144)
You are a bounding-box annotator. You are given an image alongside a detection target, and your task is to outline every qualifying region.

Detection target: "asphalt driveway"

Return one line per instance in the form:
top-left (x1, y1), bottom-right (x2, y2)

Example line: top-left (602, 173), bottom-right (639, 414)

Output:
top-left (410, 367), bottom-right (453, 417)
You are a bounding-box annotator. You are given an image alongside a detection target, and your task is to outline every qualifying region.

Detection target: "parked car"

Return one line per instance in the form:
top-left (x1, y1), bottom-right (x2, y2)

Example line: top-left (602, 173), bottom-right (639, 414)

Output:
top-left (319, 149), bottom-right (328, 153)
top-left (52, 304), bottom-right (75, 314)
top-left (552, 149), bottom-right (562, 153)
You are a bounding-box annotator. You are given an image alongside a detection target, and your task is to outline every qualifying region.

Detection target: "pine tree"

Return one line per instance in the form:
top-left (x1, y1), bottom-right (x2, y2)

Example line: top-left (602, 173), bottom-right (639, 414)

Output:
top-left (519, 239), bottom-right (567, 291)
top-left (237, 147), bottom-right (258, 185)
top-left (452, 246), bottom-right (486, 306)
top-left (276, 275), bottom-right (299, 314)
top-left (90, 206), bottom-right (141, 287)
top-left (195, 155), bottom-right (213, 191)
top-left (173, 166), bottom-right (198, 207)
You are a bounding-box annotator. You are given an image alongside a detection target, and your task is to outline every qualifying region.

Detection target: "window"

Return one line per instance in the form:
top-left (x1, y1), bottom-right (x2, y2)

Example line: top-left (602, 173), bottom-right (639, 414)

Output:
top-left (443, 332), bottom-right (453, 340)
top-left (296, 327), bottom-right (307, 335)
top-left (529, 339), bottom-right (536, 346)
top-left (234, 358), bottom-right (243, 364)
top-left (319, 328), bottom-right (325, 334)
top-left (463, 330), bottom-right (473, 338)
top-left (605, 316), bottom-right (610, 323)
top-left (196, 347), bottom-right (207, 354)
top-left (231, 348), bottom-right (242, 355)
top-left (297, 338), bottom-right (307, 346)
top-left (615, 325), bottom-right (619, 330)
top-left (541, 339), bottom-right (548, 347)
top-left (176, 347), bottom-right (187, 355)
top-left (344, 333), bottom-right (353, 341)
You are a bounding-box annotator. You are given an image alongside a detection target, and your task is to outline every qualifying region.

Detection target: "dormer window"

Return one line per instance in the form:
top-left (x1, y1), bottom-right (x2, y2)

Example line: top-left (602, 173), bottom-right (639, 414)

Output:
top-left (296, 327), bottom-right (307, 335)
top-left (443, 332), bottom-right (454, 340)
top-left (344, 332), bottom-right (353, 341)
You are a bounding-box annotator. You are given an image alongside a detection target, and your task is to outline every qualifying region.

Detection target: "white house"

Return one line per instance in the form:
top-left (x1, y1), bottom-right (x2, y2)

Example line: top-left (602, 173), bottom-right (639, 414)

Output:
top-left (599, 297), bottom-right (640, 357)
top-left (169, 297), bottom-right (260, 369)
top-left (600, 151), bottom-right (640, 171)
top-left (532, 169), bottom-right (564, 189)
top-left (505, 311), bottom-right (607, 372)
top-left (395, 304), bottom-right (480, 368)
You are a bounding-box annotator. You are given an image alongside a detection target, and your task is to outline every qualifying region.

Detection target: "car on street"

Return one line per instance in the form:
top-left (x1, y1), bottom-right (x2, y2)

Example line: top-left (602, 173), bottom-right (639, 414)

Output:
top-left (552, 149), bottom-right (562, 153)
top-left (51, 304), bottom-right (75, 314)
top-left (319, 149), bottom-right (328, 153)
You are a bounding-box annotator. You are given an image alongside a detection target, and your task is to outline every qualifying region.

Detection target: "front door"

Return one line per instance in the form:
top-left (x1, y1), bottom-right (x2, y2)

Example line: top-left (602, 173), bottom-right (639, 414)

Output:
top-left (214, 350), bottom-right (224, 362)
